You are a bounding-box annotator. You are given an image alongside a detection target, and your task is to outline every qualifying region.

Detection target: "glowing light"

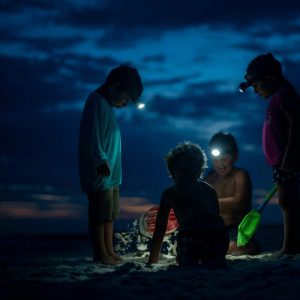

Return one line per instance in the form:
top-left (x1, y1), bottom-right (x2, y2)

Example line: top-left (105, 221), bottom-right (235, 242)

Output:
top-left (137, 102), bottom-right (145, 110)
top-left (211, 148), bottom-right (221, 157)
top-left (238, 82), bottom-right (250, 93)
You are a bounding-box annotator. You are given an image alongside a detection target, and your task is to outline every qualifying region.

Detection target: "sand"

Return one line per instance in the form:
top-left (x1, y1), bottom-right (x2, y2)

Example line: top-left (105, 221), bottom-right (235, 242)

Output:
top-left (1, 224), bottom-right (300, 300)
top-left (2, 252), bottom-right (300, 300)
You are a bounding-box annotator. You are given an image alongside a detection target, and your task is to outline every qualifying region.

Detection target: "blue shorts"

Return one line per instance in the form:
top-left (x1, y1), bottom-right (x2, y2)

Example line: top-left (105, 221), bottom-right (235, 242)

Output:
top-left (272, 166), bottom-right (300, 184)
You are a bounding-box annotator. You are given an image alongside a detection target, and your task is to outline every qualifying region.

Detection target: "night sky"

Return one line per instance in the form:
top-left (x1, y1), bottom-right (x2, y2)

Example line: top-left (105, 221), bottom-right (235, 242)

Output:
top-left (1, 0), bottom-right (300, 234)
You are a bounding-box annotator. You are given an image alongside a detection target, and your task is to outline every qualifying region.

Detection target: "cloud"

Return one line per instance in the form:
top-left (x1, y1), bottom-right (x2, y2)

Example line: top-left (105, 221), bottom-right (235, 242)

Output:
top-left (0, 55), bottom-right (81, 111)
top-left (120, 197), bottom-right (156, 219)
top-left (2, 0), bottom-right (300, 54)
top-left (54, 1), bottom-right (300, 35)
top-left (0, 0), bottom-right (65, 12)
top-left (0, 202), bottom-right (83, 218)
top-left (0, 54), bottom-right (121, 112)
top-left (143, 55), bottom-right (166, 64)
top-left (0, 110), bottom-right (82, 187)
top-left (145, 73), bottom-right (200, 88)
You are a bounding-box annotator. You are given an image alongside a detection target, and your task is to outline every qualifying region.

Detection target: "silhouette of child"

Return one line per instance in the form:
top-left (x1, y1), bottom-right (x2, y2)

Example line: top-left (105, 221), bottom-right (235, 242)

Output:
top-left (78, 64), bottom-right (143, 265)
top-left (148, 142), bottom-right (229, 268)
top-left (239, 53), bottom-right (300, 255)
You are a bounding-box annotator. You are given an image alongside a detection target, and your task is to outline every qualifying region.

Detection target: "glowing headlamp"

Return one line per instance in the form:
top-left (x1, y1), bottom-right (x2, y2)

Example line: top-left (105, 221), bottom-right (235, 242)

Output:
top-left (137, 102), bottom-right (145, 110)
top-left (238, 82), bottom-right (251, 93)
top-left (211, 148), bottom-right (221, 157)
top-left (239, 74), bottom-right (264, 93)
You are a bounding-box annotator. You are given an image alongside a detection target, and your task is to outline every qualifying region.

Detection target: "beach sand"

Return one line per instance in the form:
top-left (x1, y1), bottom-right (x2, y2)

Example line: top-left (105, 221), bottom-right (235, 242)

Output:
top-left (1, 224), bottom-right (300, 300)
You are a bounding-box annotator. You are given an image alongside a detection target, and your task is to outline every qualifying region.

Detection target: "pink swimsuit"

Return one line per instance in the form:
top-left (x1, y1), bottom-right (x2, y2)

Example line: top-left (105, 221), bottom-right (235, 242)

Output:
top-left (262, 87), bottom-right (300, 166)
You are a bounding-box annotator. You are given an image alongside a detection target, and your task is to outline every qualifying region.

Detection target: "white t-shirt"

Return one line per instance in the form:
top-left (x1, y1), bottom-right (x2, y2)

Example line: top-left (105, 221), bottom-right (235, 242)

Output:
top-left (78, 92), bottom-right (121, 192)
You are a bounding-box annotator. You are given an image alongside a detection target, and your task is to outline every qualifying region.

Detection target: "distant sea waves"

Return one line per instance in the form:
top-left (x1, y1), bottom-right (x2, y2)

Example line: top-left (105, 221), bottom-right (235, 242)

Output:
top-left (0, 222), bottom-right (283, 260)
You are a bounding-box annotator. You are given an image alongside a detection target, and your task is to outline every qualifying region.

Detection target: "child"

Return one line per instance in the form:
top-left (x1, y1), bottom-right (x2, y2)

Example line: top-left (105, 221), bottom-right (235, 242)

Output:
top-left (205, 132), bottom-right (260, 255)
top-left (148, 142), bottom-right (229, 268)
top-left (239, 53), bottom-right (300, 255)
top-left (78, 64), bottom-right (143, 265)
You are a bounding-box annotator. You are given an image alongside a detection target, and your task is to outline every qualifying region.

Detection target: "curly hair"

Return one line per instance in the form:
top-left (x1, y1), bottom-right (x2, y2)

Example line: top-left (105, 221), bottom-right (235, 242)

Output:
top-left (165, 141), bottom-right (207, 180)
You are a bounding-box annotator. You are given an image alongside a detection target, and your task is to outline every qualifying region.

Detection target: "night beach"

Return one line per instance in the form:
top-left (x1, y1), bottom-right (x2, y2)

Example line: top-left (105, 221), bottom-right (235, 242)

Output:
top-left (2, 223), bottom-right (300, 300)
top-left (2, 1), bottom-right (300, 299)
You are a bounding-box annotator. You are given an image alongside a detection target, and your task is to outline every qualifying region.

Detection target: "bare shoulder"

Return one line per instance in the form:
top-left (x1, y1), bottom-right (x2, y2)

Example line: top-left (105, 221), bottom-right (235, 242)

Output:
top-left (233, 168), bottom-right (252, 187)
top-left (234, 168), bottom-right (251, 179)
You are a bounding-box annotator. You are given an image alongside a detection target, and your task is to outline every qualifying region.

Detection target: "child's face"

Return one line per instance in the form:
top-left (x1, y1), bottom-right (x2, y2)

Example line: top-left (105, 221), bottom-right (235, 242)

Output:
top-left (252, 81), bottom-right (273, 99)
top-left (107, 83), bottom-right (132, 108)
top-left (212, 153), bottom-right (236, 177)
top-left (246, 74), bottom-right (275, 99)
top-left (110, 90), bottom-right (131, 108)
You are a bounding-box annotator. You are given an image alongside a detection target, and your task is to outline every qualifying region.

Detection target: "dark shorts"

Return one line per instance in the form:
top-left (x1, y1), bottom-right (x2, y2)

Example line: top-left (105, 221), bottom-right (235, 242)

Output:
top-left (272, 165), bottom-right (300, 184)
top-left (87, 186), bottom-right (119, 223)
top-left (176, 228), bottom-right (229, 267)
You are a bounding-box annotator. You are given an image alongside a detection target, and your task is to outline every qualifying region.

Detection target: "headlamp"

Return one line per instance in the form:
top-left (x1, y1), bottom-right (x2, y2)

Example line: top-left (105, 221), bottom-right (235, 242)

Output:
top-left (211, 148), bottom-right (221, 157)
top-left (238, 82), bottom-right (251, 93)
top-left (239, 74), bottom-right (264, 93)
top-left (137, 102), bottom-right (145, 110)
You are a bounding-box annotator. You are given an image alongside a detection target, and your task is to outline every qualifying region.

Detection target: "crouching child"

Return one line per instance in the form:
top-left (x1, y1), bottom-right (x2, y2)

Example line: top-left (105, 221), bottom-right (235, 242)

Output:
top-left (148, 142), bottom-right (229, 268)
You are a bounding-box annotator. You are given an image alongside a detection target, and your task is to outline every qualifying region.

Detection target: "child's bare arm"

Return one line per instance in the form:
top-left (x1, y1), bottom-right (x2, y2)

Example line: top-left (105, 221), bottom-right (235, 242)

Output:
top-left (218, 170), bottom-right (252, 222)
top-left (148, 192), bottom-right (171, 264)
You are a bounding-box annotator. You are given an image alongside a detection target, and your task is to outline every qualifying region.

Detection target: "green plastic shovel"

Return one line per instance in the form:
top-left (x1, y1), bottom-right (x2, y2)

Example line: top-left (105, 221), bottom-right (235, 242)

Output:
top-left (237, 184), bottom-right (278, 246)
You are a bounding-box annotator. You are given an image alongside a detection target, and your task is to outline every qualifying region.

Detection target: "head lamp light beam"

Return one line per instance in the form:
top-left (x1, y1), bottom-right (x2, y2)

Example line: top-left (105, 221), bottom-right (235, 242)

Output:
top-left (137, 102), bottom-right (145, 110)
top-left (211, 148), bottom-right (221, 157)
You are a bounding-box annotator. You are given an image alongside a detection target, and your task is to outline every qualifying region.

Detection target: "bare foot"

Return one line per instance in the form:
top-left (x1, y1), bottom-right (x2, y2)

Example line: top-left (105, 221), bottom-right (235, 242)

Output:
top-left (227, 240), bottom-right (260, 256)
top-left (93, 254), bottom-right (119, 266)
top-left (108, 252), bottom-right (124, 262)
top-left (271, 250), bottom-right (289, 258)
top-left (272, 248), bottom-right (300, 257)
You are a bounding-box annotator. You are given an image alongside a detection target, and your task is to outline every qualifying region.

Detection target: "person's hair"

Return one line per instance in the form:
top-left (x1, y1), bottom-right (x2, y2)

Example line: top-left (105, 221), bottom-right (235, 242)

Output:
top-left (246, 53), bottom-right (297, 93)
top-left (103, 63), bottom-right (143, 102)
top-left (246, 53), bottom-right (282, 80)
top-left (165, 141), bottom-right (207, 180)
top-left (209, 132), bottom-right (239, 155)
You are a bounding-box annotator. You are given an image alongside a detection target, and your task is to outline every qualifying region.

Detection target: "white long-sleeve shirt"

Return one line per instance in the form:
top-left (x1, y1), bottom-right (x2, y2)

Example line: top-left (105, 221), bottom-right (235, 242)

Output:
top-left (78, 92), bottom-right (122, 192)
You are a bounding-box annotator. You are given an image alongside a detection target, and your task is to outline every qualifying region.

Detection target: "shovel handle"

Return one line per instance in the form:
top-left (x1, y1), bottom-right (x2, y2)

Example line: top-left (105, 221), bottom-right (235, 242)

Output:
top-left (257, 184), bottom-right (278, 213)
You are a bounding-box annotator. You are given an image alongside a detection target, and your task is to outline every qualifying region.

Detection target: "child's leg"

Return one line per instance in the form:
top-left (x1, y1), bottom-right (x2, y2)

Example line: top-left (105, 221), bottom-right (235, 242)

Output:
top-left (104, 220), bottom-right (123, 261)
top-left (88, 191), bottom-right (118, 265)
top-left (278, 182), bottom-right (300, 254)
top-left (103, 186), bottom-right (123, 261)
top-left (202, 229), bottom-right (229, 268)
top-left (226, 226), bottom-right (238, 255)
top-left (176, 233), bottom-right (200, 267)
top-left (228, 240), bottom-right (261, 256)
top-left (88, 221), bottom-right (118, 265)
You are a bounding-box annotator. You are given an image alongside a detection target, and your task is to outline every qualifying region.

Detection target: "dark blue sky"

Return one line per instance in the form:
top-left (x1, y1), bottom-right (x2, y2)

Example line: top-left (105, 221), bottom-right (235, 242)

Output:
top-left (1, 0), bottom-right (300, 233)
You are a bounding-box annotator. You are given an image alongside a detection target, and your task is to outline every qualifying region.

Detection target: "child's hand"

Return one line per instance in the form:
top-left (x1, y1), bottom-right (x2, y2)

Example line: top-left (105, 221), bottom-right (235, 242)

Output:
top-left (97, 162), bottom-right (111, 177)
